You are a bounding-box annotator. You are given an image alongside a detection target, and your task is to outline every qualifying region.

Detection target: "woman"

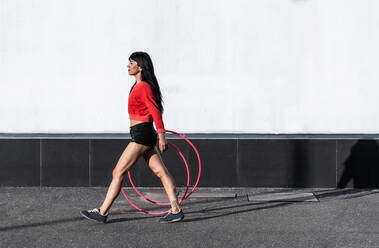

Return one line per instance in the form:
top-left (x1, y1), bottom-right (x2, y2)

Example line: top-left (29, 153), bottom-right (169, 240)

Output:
top-left (81, 51), bottom-right (184, 224)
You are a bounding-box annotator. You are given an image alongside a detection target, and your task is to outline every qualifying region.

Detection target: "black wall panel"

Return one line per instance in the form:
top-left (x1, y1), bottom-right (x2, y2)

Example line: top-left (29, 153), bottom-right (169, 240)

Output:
top-left (90, 139), bottom-right (130, 186)
top-left (238, 140), bottom-right (295, 187)
top-left (0, 139), bottom-right (40, 186)
top-left (337, 139), bottom-right (379, 188)
top-left (188, 140), bottom-right (237, 187)
top-left (41, 139), bottom-right (89, 186)
top-left (1, 136), bottom-right (379, 188)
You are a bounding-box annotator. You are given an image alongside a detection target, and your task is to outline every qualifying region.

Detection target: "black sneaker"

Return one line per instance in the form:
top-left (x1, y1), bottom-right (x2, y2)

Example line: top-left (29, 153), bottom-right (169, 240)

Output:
top-left (80, 208), bottom-right (108, 223)
top-left (159, 209), bottom-right (184, 223)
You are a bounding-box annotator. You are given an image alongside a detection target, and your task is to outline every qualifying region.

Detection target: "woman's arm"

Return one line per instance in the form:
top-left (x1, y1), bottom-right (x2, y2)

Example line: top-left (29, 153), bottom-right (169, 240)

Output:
top-left (157, 132), bottom-right (168, 153)
top-left (140, 83), bottom-right (167, 152)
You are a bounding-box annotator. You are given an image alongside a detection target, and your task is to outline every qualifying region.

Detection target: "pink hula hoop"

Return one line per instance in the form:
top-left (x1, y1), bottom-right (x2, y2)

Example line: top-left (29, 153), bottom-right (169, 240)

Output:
top-left (121, 130), bottom-right (202, 215)
top-left (127, 141), bottom-right (190, 206)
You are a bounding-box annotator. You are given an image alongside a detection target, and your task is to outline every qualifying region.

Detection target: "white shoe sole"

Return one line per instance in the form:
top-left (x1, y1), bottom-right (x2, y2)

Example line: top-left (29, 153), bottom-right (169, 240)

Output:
top-left (159, 216), bottom-right (184, 223)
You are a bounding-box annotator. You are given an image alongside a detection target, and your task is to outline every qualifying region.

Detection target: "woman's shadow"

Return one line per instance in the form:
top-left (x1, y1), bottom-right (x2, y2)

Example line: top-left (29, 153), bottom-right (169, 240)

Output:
top-left (338, 139), bottom-right (379, 188)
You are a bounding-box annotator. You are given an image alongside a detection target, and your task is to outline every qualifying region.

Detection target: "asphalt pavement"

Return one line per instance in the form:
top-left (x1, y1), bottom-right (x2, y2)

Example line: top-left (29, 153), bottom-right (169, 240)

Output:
top-left (1, 187), bottom-right (379, 248)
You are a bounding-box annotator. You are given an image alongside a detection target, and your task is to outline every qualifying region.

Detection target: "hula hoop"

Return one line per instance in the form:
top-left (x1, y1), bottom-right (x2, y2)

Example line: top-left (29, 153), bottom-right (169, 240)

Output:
top-left (127, 140), bottom-right (190, 206)
top-left (167, 130), bottom-right (202, 200)
top-left (121, 130), bottom-right (202, 215)
top-left (121, 141), bottom-right (189, 215)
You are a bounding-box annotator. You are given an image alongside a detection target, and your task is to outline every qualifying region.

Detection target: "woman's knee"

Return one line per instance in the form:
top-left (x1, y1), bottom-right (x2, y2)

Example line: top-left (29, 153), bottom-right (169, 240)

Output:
top-left (158, 171), bottom-right (175, 186)
top-left (112, 169), bottom-right (125, 180)
top-left (152, 167), bottom-right (169, 180)
top-left (152, 168), bottom-right (164, 179)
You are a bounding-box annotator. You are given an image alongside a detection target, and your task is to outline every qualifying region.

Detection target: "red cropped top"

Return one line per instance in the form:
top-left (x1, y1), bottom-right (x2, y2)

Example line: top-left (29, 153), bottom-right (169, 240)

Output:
top-left (128, 81), bottom-right (165, 133)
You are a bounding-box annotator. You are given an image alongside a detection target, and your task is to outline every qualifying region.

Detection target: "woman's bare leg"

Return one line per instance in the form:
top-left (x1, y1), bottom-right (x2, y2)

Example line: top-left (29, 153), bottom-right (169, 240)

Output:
top-left (143, 147), bottom-right (180, 213)
top-left (98, 142), bottom-right (151, 215)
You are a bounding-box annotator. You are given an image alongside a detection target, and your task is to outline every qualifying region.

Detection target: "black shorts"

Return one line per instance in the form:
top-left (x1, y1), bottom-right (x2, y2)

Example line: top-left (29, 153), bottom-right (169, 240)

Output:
top-left (130, 122), bottom-right (157, 148)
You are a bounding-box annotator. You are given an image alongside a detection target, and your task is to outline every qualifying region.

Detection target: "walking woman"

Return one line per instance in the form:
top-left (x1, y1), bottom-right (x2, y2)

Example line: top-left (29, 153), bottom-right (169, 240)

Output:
top-left (81, 51), bottom-right (184, 223)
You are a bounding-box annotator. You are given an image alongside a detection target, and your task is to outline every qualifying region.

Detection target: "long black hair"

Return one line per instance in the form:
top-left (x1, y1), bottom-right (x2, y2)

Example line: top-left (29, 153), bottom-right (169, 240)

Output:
top-left (129, 52), bottom-right (164, 113)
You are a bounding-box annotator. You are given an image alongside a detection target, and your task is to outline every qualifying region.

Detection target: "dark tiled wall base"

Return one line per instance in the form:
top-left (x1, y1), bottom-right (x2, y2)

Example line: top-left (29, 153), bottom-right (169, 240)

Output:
top-left (91, 139), bottom-right (130, 186)
top-left (337, 140), bottom-right (379, 188)
top-left (41, 140), bottom-right (89, 186)
top-left (0, 140), bottom-right (40, 186)
top-left (237, 140), bottom-right (337, 187)
top-left (188, 140), bottom-right (237, 187)
top-left (0, 138), bottom-right (378, 188)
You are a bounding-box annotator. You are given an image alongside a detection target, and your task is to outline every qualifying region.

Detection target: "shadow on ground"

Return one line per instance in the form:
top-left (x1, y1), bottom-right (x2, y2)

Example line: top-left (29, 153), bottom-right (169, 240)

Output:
top-left (2, 188), bottom-right (379, 232)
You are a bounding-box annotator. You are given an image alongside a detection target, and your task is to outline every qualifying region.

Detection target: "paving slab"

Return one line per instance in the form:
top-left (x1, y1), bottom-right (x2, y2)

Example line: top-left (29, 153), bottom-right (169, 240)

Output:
top-left (248, 192), bottom-right (318, 202)
top-left (136, 188), bottom-right (237, 200)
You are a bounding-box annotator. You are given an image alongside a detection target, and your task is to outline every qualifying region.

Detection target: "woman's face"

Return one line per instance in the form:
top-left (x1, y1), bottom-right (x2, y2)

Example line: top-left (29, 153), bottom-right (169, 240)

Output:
top-left (127, 59), bottom-right (141, 75)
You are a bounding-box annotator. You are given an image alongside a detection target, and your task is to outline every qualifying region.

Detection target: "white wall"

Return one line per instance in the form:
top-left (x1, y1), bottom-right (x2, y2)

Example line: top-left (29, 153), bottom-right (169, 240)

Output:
top-left (1, 0), bottom-right (378, 133)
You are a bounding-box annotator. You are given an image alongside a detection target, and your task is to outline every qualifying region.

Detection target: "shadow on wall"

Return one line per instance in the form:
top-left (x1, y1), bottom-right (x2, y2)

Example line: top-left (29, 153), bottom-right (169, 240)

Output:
top-left (338, 139), bottom-right (379, 188)
top-left (292, 140), bottom-right (309, 187)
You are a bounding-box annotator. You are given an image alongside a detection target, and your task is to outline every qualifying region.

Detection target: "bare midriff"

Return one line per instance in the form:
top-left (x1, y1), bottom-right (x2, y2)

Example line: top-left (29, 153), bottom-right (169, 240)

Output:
top-left (130, 119), bottom-right (147, 128)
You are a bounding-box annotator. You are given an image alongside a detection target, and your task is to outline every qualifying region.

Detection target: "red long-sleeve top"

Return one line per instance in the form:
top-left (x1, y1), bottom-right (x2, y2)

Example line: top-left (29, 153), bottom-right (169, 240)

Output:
top-left (128, 81), bottom-right (165, 133)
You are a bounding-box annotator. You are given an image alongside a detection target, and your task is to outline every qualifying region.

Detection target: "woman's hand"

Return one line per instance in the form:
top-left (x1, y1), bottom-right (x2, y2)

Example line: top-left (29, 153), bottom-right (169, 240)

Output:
top-left (158, 132), bottom-right (168, 153)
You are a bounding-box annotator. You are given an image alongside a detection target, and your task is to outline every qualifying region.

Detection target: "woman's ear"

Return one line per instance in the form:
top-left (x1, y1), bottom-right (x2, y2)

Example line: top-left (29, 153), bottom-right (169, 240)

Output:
top-left (138, 66), bottom-right (142, 72)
